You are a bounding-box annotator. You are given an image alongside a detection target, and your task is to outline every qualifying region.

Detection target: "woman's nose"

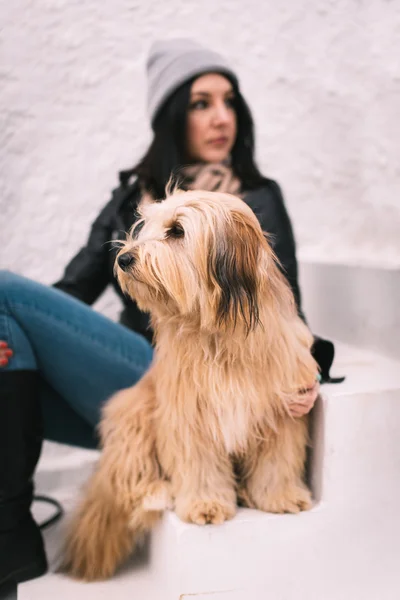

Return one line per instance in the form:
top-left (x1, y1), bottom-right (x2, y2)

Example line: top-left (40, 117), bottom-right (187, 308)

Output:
top-left (212, 103), bottom-right (231, 125)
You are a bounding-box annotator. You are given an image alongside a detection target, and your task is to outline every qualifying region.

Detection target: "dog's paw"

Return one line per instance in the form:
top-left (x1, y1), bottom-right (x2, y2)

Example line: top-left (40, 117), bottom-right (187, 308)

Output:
top-left (257, 485), bottom-right (312, 514)
top-left (178, 499), bottom-right (236, 525)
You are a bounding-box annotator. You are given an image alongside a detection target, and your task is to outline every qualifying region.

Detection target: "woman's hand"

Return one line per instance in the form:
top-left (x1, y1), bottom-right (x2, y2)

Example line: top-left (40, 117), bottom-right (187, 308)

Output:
top-left (289, 381), bottom-right (320, 418)
top-left (0, 341), bottom-right (13, 367)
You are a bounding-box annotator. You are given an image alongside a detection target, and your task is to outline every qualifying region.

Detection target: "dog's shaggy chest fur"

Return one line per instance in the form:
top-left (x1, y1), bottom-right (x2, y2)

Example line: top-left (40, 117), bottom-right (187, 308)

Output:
top-left (62, 189), bottom-right (319, 582)
top-left (154, 325), bottom-right (270, 457)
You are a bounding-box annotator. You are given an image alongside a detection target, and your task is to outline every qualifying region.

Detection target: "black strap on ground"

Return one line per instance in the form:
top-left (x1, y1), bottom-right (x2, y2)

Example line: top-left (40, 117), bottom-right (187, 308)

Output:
top-left (33, 495), bottom-right (64, 530)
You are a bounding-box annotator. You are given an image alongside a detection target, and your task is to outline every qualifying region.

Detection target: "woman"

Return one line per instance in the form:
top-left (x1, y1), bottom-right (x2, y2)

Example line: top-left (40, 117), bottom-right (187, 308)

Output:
top-left (0, 38), bottom-right (339, 588)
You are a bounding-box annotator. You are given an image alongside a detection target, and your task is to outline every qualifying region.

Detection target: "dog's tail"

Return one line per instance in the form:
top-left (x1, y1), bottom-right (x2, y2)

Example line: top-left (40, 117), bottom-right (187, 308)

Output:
top-left (61, 470), bottom-right (169, 581)
top-left (61, 376), bottom-right (167, 581)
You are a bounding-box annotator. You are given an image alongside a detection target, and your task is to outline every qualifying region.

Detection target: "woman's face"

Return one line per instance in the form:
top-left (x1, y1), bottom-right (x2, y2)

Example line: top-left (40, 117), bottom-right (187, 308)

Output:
top-left (186, 73), bottom-right (237, 164)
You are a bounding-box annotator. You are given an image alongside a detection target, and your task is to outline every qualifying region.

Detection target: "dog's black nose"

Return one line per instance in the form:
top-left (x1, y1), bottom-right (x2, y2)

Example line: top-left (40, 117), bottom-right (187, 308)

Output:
top-left (118, 252), bottom-right (135, 271)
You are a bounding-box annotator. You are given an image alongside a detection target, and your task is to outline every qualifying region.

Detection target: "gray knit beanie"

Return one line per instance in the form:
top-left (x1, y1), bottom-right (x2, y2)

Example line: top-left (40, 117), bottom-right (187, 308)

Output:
top-left (147, 38), bottom-right (238, 127)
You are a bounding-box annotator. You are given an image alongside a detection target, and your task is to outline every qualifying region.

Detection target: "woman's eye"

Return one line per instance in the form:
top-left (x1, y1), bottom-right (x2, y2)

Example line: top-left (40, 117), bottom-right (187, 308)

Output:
top-left (190, 100), bottom-right (208, 110)
top-left (166, 223), bottom-right (185, 238)
top-left (225, 97), bottom-right (235, 108)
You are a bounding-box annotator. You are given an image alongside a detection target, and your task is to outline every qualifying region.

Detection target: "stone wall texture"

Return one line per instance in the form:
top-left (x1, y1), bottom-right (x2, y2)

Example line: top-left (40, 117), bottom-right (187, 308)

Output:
top-left (1, 0), bottom-right (399, 316)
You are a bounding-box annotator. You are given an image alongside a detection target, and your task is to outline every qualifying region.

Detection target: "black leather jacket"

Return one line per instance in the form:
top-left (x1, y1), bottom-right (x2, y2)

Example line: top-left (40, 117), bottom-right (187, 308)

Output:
top-left (54, 178), bottom-right (339, 381)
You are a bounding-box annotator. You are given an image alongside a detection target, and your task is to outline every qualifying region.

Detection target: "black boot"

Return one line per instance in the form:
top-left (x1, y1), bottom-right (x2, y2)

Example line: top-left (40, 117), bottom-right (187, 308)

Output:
top-left (0, 370), bottom-right (48, 587)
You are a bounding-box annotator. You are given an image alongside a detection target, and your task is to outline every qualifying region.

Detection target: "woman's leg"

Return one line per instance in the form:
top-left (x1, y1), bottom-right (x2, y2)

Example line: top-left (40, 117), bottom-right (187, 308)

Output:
top-left (0, 270), bottom-right (154, 434)
top-left (0, 270), bottom-right (153, 586)
top-left (40, 380), bottom-right (98, 449)
top-left (0, 370), bottom-right (48, 587)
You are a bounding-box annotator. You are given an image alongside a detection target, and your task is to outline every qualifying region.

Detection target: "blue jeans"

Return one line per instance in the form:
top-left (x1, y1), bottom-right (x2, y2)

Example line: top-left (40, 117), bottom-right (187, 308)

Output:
top-left (0, 271), bottom-right (154, 449)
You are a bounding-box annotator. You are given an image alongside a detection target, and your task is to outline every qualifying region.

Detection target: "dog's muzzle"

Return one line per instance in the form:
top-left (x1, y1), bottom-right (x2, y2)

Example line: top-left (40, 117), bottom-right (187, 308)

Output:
top-left (118, 252), bottom-right (135, 271)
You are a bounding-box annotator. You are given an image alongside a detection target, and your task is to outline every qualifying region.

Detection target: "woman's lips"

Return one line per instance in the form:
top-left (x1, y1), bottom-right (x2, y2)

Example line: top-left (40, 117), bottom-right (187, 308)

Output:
top-left (208, 137), bottom-right (229, 146)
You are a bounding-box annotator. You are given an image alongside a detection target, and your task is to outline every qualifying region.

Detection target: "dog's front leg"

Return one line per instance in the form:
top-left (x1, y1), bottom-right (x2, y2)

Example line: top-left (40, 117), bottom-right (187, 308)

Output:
top-left (242, 416), bottom-right (312, 514)
top-left (170, 442), bottom-right (237, 525)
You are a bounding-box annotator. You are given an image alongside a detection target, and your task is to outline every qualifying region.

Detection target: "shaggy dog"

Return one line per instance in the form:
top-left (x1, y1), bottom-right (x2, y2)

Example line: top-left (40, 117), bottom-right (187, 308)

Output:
top-left (62, 189), bottom-right (319, 581)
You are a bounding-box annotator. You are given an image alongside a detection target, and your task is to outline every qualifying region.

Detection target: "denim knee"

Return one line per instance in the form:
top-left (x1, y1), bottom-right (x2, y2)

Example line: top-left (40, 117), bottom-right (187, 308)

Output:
top-left (0, 270), bottom-right (14, 306)
top-left (0, 272), bottom-right (38, 369)
top-left (0, 270), bottom-right (41, 311)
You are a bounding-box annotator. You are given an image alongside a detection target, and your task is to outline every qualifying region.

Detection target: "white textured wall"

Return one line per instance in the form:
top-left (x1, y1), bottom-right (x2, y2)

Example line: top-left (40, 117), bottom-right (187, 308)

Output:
top-left (1, 0), bottom-right (400, 314)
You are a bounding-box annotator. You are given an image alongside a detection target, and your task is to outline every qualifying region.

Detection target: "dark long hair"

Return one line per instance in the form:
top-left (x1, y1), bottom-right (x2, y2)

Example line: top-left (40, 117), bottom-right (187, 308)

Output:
top-left (120, 75), bottom-right (267, 198)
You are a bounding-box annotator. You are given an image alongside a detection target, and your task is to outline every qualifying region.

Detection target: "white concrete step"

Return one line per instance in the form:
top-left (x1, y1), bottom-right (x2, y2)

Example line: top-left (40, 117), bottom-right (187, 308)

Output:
top-left (19, 342), bottom-right (400, 600)
top-left (309, 343), bottom-right (400, 506)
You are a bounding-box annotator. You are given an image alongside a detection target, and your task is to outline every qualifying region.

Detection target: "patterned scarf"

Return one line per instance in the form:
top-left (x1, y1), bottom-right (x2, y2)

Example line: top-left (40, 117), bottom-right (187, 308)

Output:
top-left (140, 162), bottom-right (242, 205)
top-left (181, 163), bottom-right (242, 196)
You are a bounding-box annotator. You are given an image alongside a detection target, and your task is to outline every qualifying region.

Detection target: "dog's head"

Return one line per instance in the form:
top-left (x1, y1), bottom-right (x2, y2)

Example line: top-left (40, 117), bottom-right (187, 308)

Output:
top-left (115, 189), bottom-right (279, 334)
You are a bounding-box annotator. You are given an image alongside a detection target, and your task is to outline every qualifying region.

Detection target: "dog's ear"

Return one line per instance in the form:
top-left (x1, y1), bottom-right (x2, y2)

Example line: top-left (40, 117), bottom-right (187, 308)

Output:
top-left (209, 212), bottom-right (262, 333)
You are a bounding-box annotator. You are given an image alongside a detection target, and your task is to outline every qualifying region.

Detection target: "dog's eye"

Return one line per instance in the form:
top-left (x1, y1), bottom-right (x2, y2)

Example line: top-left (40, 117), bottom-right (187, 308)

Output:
top-left (166, 223), bottom-right (185, 239)
top-left (132, 219), bottom-right (145, 239)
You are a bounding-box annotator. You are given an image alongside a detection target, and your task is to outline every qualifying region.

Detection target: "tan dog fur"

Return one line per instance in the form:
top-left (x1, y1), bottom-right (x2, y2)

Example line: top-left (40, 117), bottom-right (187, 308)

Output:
top-left (62, 190), bottom-right (318, 580)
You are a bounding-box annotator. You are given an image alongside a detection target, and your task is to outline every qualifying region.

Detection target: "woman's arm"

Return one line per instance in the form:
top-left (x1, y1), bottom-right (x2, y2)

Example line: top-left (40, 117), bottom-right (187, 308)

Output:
top-left (245, 181), bottom-right (343, 392)
top-left (53, 192), bottom-right (118, 305)
top-left (246, 181), bottom-right (319, 416)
